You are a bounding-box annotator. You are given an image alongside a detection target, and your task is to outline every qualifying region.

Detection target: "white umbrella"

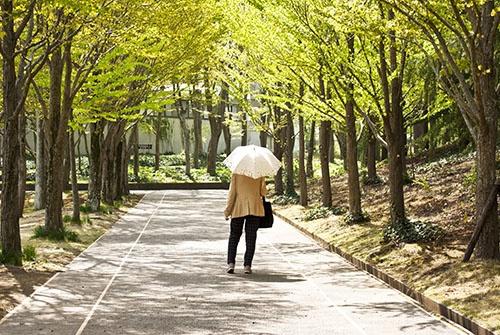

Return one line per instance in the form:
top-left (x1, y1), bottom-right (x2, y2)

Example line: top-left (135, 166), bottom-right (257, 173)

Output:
top-left (223, 145), bottom-right (281, 179)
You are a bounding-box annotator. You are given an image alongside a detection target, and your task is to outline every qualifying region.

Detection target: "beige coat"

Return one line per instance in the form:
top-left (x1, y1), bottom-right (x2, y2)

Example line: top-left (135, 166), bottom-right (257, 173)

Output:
top-left (224, 174), bottom-right (267, 218)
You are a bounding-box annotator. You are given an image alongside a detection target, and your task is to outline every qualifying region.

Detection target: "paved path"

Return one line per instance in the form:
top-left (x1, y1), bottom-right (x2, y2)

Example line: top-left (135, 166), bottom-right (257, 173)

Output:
top-left (0, 191), bottom-right (468, 335)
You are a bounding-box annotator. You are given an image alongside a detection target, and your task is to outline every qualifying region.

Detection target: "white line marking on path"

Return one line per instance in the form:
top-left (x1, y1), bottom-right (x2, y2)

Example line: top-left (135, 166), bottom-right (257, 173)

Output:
top-left (264, 224), bottom-right (369, 335)
top-left (0, 193), bottom-right (150, 327)
top-left (75, 191), bottom-right (167, 335)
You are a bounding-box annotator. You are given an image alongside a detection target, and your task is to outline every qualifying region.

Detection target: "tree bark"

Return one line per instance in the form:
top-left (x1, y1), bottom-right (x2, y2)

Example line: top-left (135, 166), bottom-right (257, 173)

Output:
top-left (284, 108), bottom-right (295, 195)
top-left (273, 106), bottom-right (284, 195)
top-left (413, 120), bottom-right (428, 154)
top-left (335, 132), bottom-right (347, 169)
top-left (366, 130), bottom-right (377, 181)
top-left (299, 115), bottom-right (307, 206)
top-left (222, 107), bottom-right (231, 154)
top-left (132, 124), bottom-right (140, 180)
top-left (154, 111), bottom-right (161, 171)
top-left (241, 111), bottom-right (248, 146)
top-left (176, 87), bottom-right (191, 177)
top-left (88, 121), bottom-right (103, 211)
top-left (34, 114), bottom-right (46, 210)
top-left (192, 96), bottom-right (202, 169)
top-left (306, 121), bottom-right (315, 178)
top-left (329, 131), bottom-right (335, 163)
top-left (319, 120), bottom-right (332, 207)
top-left (69, 129), bottom-right (80, 222)
top-left (259, 114), bottom-right (268, 148)
top-left (206, 76), bottom-right (224, 176)
top-left (1, 0), bottom-right (22, 264)
top-left (345, 33), bottom-right (362, 218)
top-left (101, 122), bottom-right (126, 204)
top-left (44, 45), bottom-right (66, 233)
top-left (18, 109), bottom-right (27, 218)
top-left (473, 37), bottom-right (499, 257)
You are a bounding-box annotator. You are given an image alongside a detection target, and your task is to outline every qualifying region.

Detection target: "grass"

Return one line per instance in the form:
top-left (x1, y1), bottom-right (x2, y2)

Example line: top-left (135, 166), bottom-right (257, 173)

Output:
top-left (32, 225), bottom-right (80, 242)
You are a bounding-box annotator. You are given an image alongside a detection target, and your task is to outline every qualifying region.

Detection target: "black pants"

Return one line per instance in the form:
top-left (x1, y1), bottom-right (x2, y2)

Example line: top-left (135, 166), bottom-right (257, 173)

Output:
top-left (227, 216), bottom-right (260, 267)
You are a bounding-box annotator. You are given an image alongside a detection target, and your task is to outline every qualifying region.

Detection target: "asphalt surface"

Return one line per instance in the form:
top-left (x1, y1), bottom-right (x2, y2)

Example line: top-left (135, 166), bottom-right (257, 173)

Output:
top-left (0, 190), bottom-right (468, 335)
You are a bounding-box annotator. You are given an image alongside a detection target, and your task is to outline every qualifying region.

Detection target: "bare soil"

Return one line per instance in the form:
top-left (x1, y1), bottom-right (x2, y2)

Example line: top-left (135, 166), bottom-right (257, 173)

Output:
top-left (0, 192), bottom-right (143, 319)
top-left (274, 153), bottom-right (500, 333)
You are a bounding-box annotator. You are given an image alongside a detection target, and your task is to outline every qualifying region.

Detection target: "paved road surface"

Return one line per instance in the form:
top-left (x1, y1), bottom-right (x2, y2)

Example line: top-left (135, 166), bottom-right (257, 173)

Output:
top-left (0, 191), bottom-right (468, 335)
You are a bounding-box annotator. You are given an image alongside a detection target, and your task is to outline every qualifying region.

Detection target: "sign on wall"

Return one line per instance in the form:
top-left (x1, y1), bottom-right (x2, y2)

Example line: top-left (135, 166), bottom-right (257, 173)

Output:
top-left (138, 144), bottom-right (153, 150)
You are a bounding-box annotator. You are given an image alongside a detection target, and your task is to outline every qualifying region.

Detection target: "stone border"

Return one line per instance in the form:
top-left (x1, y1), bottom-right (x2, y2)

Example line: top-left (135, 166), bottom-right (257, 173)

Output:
top-left (2, 183), bottom-right (229, 191)
top-left (274, 211), bottom-right (497, 335)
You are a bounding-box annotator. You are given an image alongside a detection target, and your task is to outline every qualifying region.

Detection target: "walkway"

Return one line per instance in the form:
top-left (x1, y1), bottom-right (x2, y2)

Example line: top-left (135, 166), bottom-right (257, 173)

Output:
top-left (0, 191), bottom-right (468, 335)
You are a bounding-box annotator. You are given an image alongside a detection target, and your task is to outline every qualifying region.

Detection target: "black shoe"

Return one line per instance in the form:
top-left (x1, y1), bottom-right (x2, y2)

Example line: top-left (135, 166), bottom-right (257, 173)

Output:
top-left (227, 263), bottom-right (235, 274)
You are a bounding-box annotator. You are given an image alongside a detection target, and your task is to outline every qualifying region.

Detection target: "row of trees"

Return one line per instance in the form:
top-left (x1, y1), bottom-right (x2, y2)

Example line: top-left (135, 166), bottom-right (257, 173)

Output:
top-left (0, 0), bottom-right (227, 265)
top-left (218, 0), bottom-right (499, 259)
top-left (1, 0), bottom-right (498, 265)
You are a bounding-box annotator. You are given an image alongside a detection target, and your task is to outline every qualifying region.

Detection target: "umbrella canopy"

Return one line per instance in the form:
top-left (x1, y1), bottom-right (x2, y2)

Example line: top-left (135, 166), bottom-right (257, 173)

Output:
top-left (223, 145), bottom-right (281, 179)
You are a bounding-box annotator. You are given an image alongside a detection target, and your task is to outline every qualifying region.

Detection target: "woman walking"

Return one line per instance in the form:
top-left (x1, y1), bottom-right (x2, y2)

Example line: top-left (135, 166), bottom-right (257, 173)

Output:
top-left (222, 145), bottom-right (281, 274)
top-left (224, 173), bottom-right (267, 274)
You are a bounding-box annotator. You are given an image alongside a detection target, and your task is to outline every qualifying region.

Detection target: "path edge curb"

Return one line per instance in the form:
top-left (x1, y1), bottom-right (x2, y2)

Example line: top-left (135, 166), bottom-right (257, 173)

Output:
top-left (274, 211), bottom-right (497, 335)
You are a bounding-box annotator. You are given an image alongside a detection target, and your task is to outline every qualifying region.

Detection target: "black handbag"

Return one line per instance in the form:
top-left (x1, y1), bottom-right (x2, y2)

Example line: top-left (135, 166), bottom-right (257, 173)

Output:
top-left (260, 197), bottom-right (274, 228)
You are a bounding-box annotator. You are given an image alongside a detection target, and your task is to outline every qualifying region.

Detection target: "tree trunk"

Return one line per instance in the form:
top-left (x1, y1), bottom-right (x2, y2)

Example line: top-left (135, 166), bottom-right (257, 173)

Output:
top-left (473, 33), bottom-right (499, 258)
top-left (366, 130), bottom-right (377, 181)
top-left (223, 109), bottom-right (231, 154)
top-left (306, 121), bottom-right (315, 178)
top-left (132, 124), bottom-right (140, 180)
top-left (413, 120), bottom-right (428, 154)
top-left (18, 110), bottom-right (27, 218)
top-left (299, 115), bottom-right (307, 206)
top-left (34, 114), bottom-right (46, 210)
top-left (319, 120), bottom-right (332, 207)
top-left (154, 112), bottom-right (161, 171)
top-left (241, 111), bottom-right (248, 146)
top-left (101, 122), bottom-right (126, 204)
top-left (88, 121), bottom-right (103, 211)
top-left (259, 114), bottom-right (267, 148)
top-left (284, 108), bottom-right (295, 195)
top-left (335, 132), bottom-right (347, 169)
top-left (345, 33), bottom-right (362, 218)
top-left (273, 106), bottom-right (284, 195)
top-left (206, 76), bottom-right (224, 176)
top-left (115, 140), bottom-right (124, 199)
top-left (192, 100), bottom-right (202, 169)
top-left (329, 131), bottom-right (335, 163)
top-left (1, 1), bottom-right (22, 264)
top-left (176, 89), bottom-right (191, 177)
top-left (44, 45), bottom-right (66, 233)
top-left (120, 138), bottom-right (130, 196)
top-left (69, 129), bottom-right (80, 223)
top-left (62, 134), bottom-right (71, 189)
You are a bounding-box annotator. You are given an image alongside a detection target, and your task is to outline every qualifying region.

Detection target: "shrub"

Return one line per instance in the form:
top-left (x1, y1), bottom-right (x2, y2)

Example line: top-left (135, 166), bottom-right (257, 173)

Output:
top-left (23, 245), bottom-right (37, 262)
top-left (463, 171), bottom-right (477, 190)
top-left (32, 225), bottom-right (80, 242)
top-left (80, 204), bottom-right (92, 213)
top-left (361, 171), bottom-right (383, 186)
top-left (81, 215), bottom-right (91, 225)
top-left (344, 211), bottom-right (370, 224)
top-left (63, 215), bottom-right (72, 223)
top-left (383, 219), bottom-right (443, 244)
top-left (413, 177), bottom-right (431, 192)
top-left (273, 194), bottom-right (299, 205)
top-left (304, 205), bottom-right (347, 221)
